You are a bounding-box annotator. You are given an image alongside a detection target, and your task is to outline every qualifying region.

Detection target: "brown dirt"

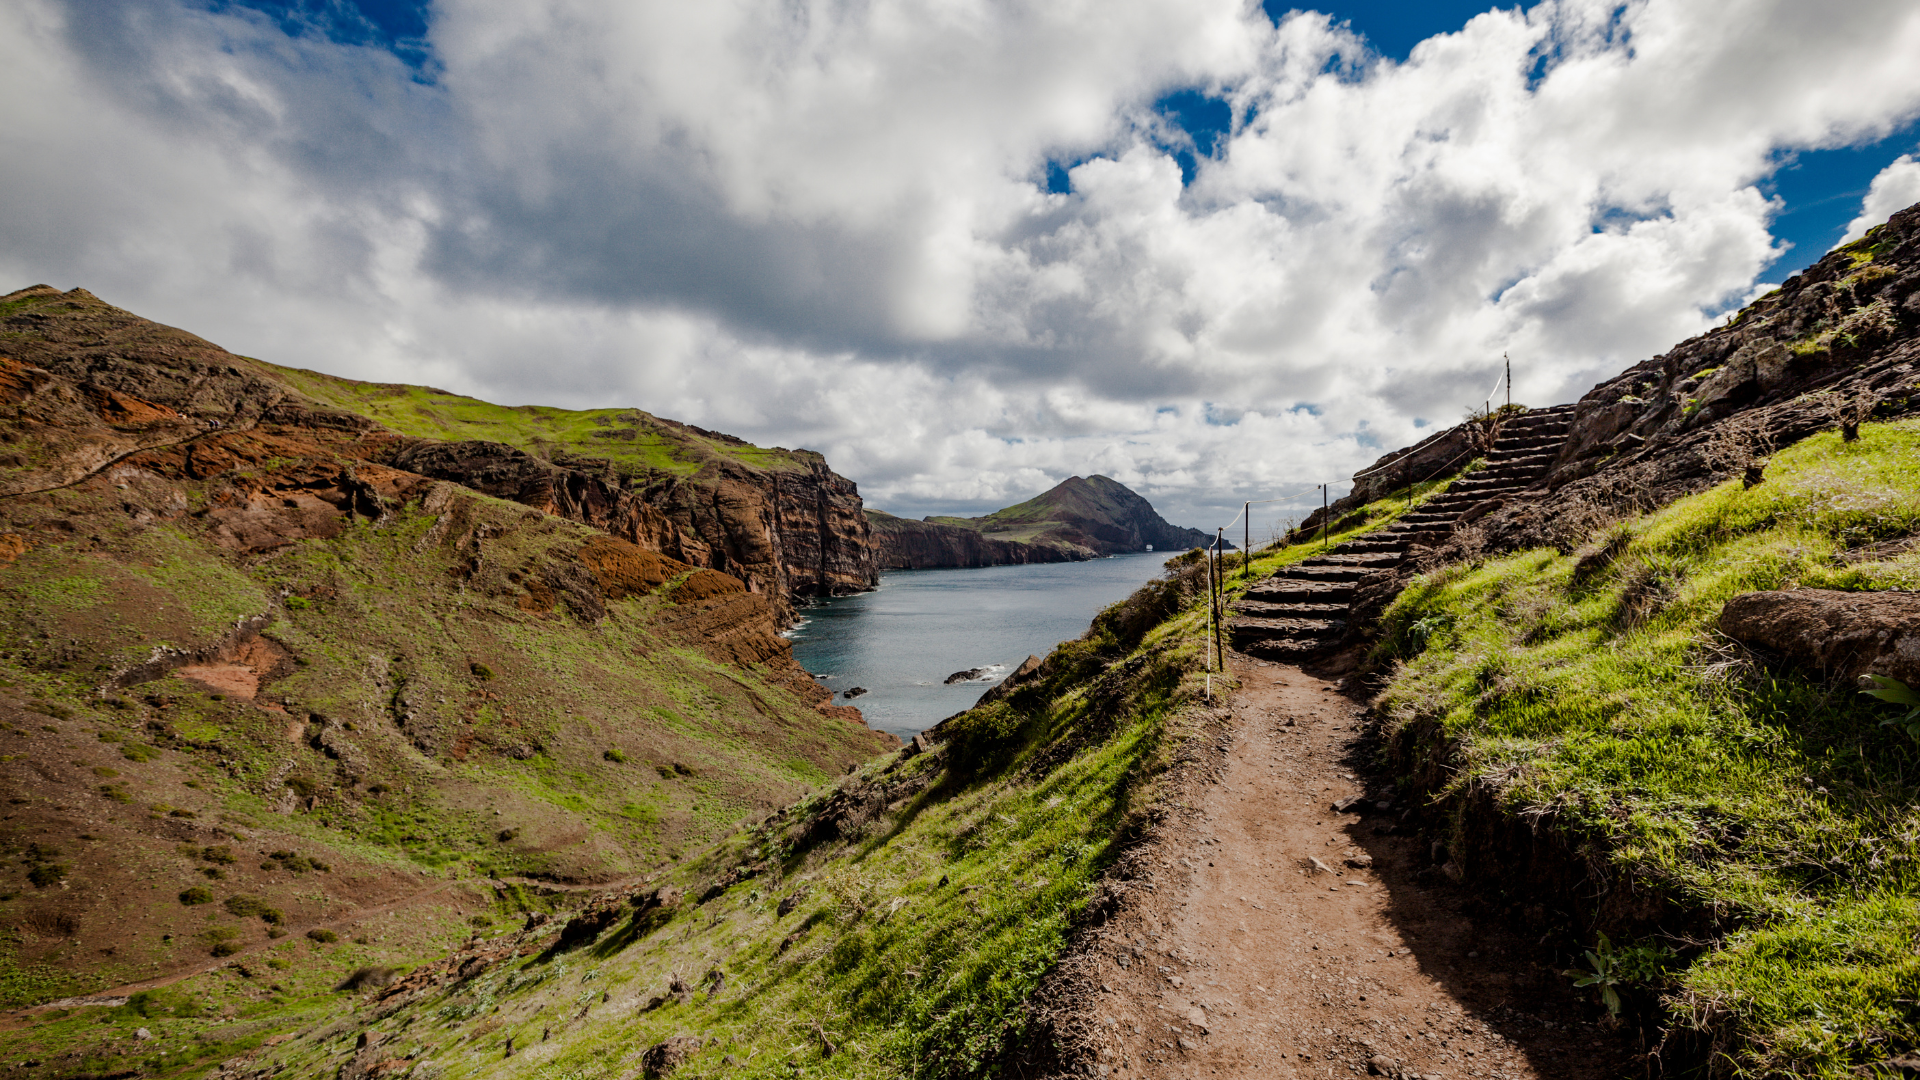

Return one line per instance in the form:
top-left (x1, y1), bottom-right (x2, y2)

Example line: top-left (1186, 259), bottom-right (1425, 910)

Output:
top-left (1065, 656), bottom-right (1641, 1080)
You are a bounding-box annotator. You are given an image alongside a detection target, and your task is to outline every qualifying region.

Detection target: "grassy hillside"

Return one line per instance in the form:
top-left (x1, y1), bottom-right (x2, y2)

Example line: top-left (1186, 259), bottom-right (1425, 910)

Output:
top-left (262, 362), bottom-right (813, 479)
top-left (0, 481), bottom-right (1436, 1079)
top-left (0, 459), bottom-right (887, 1011)
top-left (1372, 420), bottom-right (1920, 1077)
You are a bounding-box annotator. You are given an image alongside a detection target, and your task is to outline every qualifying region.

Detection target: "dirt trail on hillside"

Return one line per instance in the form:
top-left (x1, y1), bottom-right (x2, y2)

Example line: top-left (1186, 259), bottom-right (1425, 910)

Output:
top-left (1078, 658), bottom-right (1640, 1080)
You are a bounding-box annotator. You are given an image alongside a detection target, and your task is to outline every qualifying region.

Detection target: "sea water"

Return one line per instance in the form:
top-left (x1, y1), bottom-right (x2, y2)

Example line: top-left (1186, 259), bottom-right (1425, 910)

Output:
top-left (787, 552), bottom-right (1170, 738)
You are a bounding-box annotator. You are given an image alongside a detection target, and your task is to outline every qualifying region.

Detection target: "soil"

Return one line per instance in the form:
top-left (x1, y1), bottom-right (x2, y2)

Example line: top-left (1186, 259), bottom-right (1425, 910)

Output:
top-left (1065, 656), bottom-right (1643, 1080)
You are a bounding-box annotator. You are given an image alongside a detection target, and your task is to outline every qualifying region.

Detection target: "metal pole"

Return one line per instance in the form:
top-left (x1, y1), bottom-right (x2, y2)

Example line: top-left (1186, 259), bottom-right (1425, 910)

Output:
top-left (1214, 528), bottom-right (1226, 668)
top-left (1243, 502), bottom-right (1250, 581)
top-left (1320, 485), bottom-right (1329, 553)
top-left (1505, 353), bottom-right (1512, 409)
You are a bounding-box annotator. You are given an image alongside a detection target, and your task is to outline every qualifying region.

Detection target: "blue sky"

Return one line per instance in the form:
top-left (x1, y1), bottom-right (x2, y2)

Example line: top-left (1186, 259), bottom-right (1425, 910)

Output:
top-left (10, 0), bottom-right (1920, 532)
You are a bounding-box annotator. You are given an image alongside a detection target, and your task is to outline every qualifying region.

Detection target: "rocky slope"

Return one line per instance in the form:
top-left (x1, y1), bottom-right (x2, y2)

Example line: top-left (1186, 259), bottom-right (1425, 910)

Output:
top-left (1221, 202), bottom-right (1920, 1076)
top-left (0, 283), bottom-right (895, 1005)
top-left (871, 474), bottom-right (1213, 569)
top-left (256, 365), bottom-right (877, 621)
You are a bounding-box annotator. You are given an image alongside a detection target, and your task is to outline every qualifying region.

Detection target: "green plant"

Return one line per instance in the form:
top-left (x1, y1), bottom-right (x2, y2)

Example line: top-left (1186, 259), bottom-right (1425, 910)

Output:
top-left (179, 886), bottom-right (213, 905)
top-left (306, 928), bottom-right (338, 943)
top-left (1860, 674), bottom-right (1920, 740)
top-left (603, 747), bottom-right (628, 764)
top-left (120, 743), bottom-right (158, 763)
top-left (223, 895), bottom-right (284, 923)
top-left (1564, 932), bottom-right (1674, 1016)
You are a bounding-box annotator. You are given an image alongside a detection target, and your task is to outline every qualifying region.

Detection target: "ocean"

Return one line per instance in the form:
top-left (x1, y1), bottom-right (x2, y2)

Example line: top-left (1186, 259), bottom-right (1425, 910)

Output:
top-left (786, 552), bottom-right (1172, 738)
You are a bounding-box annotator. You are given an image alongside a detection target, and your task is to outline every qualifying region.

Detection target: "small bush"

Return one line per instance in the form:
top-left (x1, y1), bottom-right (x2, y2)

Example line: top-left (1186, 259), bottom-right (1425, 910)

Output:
top-left (284, 776), bottom-right (319, 799)
top-left (942, 701), bottom-right (1033, 773)
top-left (120, 743), bottom-right (159, 763)
top-left (91, 766), bottom-right (118, 778)
top-left (285, 596), bottom-right (312, 610)
top-left (29, 702), bottom-right (72, 720)
top-left (223, 895), bottom-right (284, 923)
top-left (26, 864), bottom-right (67, 888)
top-left (98, 784), bottom-right (131, 803)
top-left (201, 867), bottom-right (225, 880)
top-left (306, 928), bottom-right (339, 944)
top-left (470, 662), bottom-right (494, 680)
top-left (168, 808), bottom-right (195, 818)
top-left (337, 965), bottom-right (395, 991)
top-left (603, 747), bottom-right (628, 763)
top-left (202, 845), bottom-right (237, 864)
top-left (179, 886), bottom-right (214, 905)
top-left (96, 730), bottom-right (122, 743)
top-left (210, 942), bottom-right (242, 957)
top-left (496, 828), bottom-right (520, 843)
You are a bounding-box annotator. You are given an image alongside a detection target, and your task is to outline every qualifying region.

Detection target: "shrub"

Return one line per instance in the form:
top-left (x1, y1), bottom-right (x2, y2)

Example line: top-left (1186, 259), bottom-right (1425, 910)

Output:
top-left (306, 928), bottom-right (339, 944)
top-left (284, 776), bottom-right (319, 798)
top-left (120, 743), bottom-right (159, 763)
top-left (603, 747), bottom-right (628, 763)
top-left (26, 864), bottom-right (67, 888)
top-left (470, 662), bottom-right (494, 680)
top-left (202, 845), bottom-right (237, 864)
top-left (97, 784), bottom-right (130, 803)
top-left (941, 701), bottom-right (1033, 773)
top-left (91, 766), bottom-right (117, 778)
top-left (210, 942), bottom-right (242, 958)
top-left (179, 886), bottom-right (214, 905)
top-left (337, 965), bottom-right (395, 991)
top-left (223, 895), bottom-right (284, 923)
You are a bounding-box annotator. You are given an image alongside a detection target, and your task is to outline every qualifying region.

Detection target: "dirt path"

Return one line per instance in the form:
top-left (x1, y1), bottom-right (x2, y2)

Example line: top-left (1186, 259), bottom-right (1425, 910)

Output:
top-left (1084, 657), bottom-right (1639, 1080)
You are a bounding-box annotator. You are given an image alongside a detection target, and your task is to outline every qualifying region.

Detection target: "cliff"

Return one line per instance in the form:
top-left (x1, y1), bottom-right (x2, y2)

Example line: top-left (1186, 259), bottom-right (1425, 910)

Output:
top-left (262, 366), bottom-right (877, 618)
top-left (0, 282), bottom-right (896, 1002)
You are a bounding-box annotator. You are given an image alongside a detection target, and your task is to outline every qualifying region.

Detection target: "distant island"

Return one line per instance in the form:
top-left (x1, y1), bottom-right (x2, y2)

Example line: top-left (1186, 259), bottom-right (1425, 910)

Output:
top-left (867, 474), bottom-right (1216, 569)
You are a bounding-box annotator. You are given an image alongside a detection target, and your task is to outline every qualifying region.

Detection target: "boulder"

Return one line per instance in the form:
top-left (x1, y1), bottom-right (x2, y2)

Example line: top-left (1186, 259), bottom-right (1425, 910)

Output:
top-left (1718, 589), bottom-right (1920, 686)
top-left (943, 667), bottom-right (989, 684)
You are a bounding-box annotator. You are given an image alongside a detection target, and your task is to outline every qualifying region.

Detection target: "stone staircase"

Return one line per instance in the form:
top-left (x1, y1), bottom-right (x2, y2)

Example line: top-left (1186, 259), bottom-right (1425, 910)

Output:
top-left (1229, 404), bottom-right (1576, 660)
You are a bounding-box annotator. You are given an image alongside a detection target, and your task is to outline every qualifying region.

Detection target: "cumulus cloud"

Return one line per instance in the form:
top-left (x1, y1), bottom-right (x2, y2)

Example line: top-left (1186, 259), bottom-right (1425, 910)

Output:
top-left (1840, 154), bottom-right (1920, 245)
top-left (3, 0), bottom-right (1920, 531)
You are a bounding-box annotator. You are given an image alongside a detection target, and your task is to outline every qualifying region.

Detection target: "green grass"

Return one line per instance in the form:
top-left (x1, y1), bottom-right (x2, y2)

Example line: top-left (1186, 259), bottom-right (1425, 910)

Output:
top-left (1371, 420), bottom-right (1920, 1077)
top-left (256, 360), bottom-right (811, 478)
top-left (175, 535), bottom-right (1238, 1080)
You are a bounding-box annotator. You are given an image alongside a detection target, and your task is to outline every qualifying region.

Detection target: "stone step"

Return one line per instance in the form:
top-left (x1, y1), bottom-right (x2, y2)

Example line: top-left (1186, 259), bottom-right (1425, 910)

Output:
top-left (1268, 564), bottom-right (1375, 583)
top-left (1334, 540), bottom-right (1407, 554)
top-left (1227, 616), bottom-right (1346, 641)
top-left (1244, 580), bottom-right (1357, 603)
top-left (1234, 600), bottom-right (1350, 619)
top-left (1243, 636), bottom-right (1339, 659)
top-left (1297, 551), bottom-right (1402, 567)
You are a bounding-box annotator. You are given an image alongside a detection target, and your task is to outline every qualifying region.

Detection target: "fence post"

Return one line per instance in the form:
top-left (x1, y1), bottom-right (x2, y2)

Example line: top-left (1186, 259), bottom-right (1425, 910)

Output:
top-left (1243, 502), bottom-right (1250, 581)
top-left (1319, 485), bottom-right (1328, 553)
top-left (1213, 528), bottom-right (1226, 668)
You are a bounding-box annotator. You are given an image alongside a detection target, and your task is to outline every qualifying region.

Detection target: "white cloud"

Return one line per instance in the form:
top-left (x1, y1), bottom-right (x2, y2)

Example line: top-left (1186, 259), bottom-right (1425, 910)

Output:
top-left (1840, 154), bottom-right (1920, 245)
top-left (3, 0), bottom-right (1920, 532)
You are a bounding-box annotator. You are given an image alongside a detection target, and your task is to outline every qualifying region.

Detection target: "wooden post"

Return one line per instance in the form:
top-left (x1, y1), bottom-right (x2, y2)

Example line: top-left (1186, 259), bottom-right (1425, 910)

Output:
top-left (1320, 485), bottom-right (1329, 553)
top-left (1242, 502), bottom-right (1251, 581)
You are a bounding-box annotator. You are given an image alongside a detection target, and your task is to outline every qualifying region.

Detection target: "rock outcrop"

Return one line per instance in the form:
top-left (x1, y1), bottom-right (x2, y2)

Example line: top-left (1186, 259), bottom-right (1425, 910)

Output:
top-left (1719, 589), bottom-right (1920, 688)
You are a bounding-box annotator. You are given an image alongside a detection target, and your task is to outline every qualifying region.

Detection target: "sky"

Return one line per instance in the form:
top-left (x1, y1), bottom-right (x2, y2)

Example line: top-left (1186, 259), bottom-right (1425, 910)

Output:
top-left (5, 0), bottom-right (1920, 539)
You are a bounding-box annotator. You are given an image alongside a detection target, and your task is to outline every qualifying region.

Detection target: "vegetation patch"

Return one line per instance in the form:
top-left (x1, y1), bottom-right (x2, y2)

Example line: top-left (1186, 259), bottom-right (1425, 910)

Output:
top-left (1371, 420), bottom-right (1920, 1077)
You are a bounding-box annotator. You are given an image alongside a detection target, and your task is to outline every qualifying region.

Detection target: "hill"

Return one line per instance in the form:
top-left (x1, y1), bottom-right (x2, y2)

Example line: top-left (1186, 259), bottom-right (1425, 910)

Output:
top-left (868, 474), bottom-right (1214, 569)
top-left (0, 284), bottom-right (895, 1009)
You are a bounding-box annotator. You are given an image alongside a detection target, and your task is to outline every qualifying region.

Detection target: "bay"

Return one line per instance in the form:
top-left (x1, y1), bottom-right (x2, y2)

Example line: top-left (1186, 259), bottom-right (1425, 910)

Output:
top-left (787, 552), bottom-right (1171, 738)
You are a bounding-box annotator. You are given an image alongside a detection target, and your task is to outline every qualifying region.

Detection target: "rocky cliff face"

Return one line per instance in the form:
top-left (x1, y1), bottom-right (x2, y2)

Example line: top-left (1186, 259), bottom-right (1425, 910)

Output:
top-left (866, 510), bottom-right (1089, 569)
top-left (386, 440), bottom-right (875, 622)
